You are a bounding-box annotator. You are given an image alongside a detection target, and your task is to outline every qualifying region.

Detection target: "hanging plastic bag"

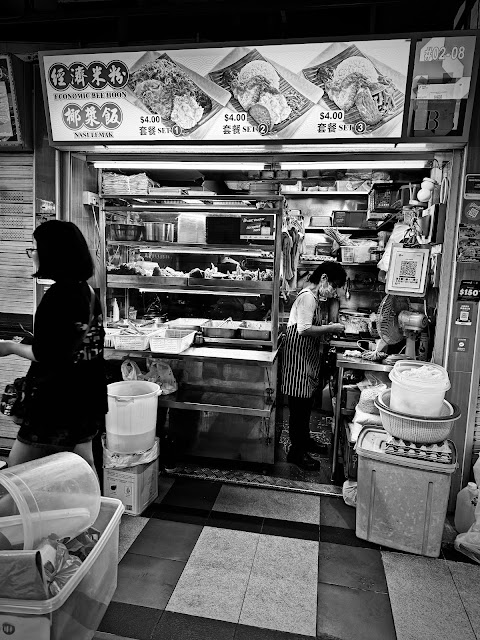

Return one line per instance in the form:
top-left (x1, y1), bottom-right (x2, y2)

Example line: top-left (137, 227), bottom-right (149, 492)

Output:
top-left (343, 480), bottom-right (357, 508)
top-left (121, 359), bottom-right (144, 381)
top-left (377, 223), bottom-right (409, 272)
top-left (143, 358), bottom-right (177, 395)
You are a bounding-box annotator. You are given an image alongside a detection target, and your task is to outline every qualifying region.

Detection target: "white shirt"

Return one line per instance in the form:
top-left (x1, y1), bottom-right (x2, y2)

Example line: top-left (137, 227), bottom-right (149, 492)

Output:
top-left (287, 288), bottom-right (318, 334)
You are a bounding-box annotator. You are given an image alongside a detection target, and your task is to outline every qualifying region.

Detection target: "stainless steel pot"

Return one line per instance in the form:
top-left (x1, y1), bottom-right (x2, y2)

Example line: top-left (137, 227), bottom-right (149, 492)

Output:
top-left (143, 222), bottom-right (175, 242)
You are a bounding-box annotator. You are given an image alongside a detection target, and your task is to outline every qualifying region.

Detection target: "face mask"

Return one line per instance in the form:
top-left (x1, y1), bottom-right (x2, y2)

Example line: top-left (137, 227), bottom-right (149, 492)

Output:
top-left (317, 278), bottom-right (338, 301)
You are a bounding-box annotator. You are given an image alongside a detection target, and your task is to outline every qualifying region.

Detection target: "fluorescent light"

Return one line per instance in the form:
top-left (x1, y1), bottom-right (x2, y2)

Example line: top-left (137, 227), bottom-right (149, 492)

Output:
top-left (394, 144), bottom-right (429, 150)
top-left (281, 160), bottom-right (429, 169)
top-left (93, 161), bottom-right (265, 170)
top-left (138, 247), bottom-right (266, 256)
top-left (139, 288), bottom-right (261, 297)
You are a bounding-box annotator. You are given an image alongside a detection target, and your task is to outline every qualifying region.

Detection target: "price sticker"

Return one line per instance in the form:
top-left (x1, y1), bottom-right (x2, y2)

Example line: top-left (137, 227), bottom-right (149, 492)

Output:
top-left (458, 280), bottom-right (480, 301)
top-left (318, 110), bottom-right (345, 121)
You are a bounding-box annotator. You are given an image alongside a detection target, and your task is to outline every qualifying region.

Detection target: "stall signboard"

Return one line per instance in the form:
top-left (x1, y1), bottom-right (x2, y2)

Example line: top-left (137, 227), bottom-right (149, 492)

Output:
top-left (0, 55), bottom-right (24, 146)
top-left (408, 35), bottom-right (477, 137)
top-left (39, 39), bottom-right (411, 143)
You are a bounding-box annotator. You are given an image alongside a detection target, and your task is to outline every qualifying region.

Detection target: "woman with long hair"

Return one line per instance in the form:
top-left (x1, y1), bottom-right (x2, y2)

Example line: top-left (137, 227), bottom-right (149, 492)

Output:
top-left (282, 262), bottom-right (347, 470)
top-left (0, 220), bottom-right (107, 470)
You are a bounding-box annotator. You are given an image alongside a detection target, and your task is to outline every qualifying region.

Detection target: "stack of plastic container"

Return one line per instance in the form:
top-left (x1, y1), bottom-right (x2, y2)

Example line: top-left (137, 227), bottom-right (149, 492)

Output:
top-left (355, 361), bottom-right (460, 558)
top-left (0, 453), bottom-right (124, 638)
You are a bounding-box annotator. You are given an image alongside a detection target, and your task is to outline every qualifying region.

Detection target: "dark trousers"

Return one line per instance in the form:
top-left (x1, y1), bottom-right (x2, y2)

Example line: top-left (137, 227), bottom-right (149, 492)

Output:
top-left (288, 395), bottom-right (314, 453)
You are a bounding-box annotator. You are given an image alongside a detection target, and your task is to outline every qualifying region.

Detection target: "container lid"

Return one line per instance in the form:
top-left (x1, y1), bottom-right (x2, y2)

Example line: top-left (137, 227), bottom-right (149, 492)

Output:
top-left (389, 360), bottom-right (451, 391)
top-left (356, 428), bottom-right (457, 472)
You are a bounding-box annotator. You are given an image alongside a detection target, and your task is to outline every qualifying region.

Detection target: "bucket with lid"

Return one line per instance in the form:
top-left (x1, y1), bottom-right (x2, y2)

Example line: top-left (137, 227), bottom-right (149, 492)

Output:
top-left (106, 380), bottom-right (160, 454)
top-left (389, 360), bottom-right (450, 418)
top-left (0, 452), bottom-right (100, 551)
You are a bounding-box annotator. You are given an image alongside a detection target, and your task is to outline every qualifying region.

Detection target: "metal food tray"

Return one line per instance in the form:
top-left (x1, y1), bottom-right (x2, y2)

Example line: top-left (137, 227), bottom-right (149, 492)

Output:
top-left (167, 318), bottom-right (209, 331)
top-left (201, 320), bottom-right (242, 338)
top-left (238, 321), bottom-right (271, 341)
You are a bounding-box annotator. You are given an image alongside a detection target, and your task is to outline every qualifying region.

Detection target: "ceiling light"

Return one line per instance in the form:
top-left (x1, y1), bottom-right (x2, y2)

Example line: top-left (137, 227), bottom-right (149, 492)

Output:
top-left (92, 161), bottom-right (264, 171)
top-left (394, 144), bottom-right (429, 150)
top-left (281, 160), bottom-right (429, 170)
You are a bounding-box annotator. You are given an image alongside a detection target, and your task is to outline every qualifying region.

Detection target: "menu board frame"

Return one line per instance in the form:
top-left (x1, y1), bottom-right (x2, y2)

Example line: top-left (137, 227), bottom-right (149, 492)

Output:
top-left (38, 29), bottom-right (479, 147)
top-left (0, 53), bottom-right (31, 149)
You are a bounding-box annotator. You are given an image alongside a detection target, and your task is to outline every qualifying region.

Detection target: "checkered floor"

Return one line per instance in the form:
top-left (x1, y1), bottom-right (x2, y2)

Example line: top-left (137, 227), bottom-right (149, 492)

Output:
top-left (94, 476), bottom-right (480, 640)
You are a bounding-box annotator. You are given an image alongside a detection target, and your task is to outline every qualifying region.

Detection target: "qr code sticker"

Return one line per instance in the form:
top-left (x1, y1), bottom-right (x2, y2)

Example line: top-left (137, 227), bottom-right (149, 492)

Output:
top-left (398, 259), bottom-right (417, 283)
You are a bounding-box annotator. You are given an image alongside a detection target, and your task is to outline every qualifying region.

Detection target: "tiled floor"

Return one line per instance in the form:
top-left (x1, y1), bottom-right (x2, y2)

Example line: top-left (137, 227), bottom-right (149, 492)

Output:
top-left (94, 476), bottom-right (480, 640)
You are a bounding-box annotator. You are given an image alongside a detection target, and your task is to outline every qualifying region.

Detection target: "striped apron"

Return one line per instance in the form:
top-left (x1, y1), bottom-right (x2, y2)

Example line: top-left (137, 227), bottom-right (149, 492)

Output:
top-left (281, 290), bottom-right (329, 399)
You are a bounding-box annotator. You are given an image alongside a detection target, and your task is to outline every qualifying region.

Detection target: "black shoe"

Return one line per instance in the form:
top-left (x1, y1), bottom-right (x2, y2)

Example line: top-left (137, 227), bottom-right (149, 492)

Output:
top-left (306, 438), bottom-right (328, 454)
top-left (286, 450), bottom-right (321, 471)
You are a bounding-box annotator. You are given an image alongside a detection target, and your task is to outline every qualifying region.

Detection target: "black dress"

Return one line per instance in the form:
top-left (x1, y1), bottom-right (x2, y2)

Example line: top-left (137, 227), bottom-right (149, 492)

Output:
top-left (17, 281), bottom-right (107, 449)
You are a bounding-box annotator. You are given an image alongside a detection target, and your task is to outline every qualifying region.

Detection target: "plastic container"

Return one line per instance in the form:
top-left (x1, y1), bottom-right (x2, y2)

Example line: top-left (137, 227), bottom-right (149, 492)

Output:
top-left (0, 497), bottom-right (124, 640)
top-left (106, 381), bottom-right (160, 453)
top-left (356, 428), bottom-right (457, 557)
top-left (0, 453), bottom-right (100, 551)
top-left (455, 482), bottom-right (479, 533)
top-left (149, 329), bottom-right (196, 354)
top-left (375, 389), bottom-right (460, 444)
top-left (389, 360), bottom-right (451, 417)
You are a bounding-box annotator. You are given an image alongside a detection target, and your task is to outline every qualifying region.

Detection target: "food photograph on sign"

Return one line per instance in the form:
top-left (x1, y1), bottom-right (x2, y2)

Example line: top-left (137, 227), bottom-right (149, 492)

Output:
top-left (40, 40), bottom-right (409, 143)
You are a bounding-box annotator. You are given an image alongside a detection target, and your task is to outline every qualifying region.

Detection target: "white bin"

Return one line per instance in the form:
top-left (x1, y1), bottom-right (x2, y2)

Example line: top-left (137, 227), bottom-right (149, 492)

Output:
top-left (389, 360), bottom-right (450, 417)
top-left (356, 428), bottom-right (456, 557)
top-left (106, 381), bottom-right (160, 453)
top-left (0, 497), bottom-right (124, 640)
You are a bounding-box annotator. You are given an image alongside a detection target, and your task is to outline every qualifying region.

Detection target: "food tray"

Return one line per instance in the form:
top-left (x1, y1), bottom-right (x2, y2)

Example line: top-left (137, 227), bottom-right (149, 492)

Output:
top-left (208, 48), bottom-right (315, 134)
top-left (202, 320), bottom-right (241, 338)
top-left (107, 275), bottom-right (189, 287)
top-left (238, 321), bottom-right (271, 341)
top-left (302, 44), bottom-right (405, 135)
top-left (167, 318), bottom-right (209, 331)
top-left (149, 329), bottom-right (196, 354)
top-left (126, 52), bottom-right (229, 135)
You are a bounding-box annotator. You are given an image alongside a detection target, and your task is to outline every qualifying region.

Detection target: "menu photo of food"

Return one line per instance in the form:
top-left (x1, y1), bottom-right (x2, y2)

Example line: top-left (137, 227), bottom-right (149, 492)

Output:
top-left (126, 52), bottom-right (231, 135)
top-left (302, 42), bottom-right (407, 135)
top-left (208, 47), bottom-right (323, 135)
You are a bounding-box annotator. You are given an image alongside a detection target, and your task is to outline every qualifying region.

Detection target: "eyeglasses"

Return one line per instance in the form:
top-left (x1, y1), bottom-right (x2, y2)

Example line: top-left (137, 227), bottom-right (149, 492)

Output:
top-left (25, 248), bottom-right (37, 258)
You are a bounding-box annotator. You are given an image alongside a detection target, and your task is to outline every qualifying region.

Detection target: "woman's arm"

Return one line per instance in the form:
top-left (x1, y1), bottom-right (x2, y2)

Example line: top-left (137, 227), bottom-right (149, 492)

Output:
top-left (0, 341), bottom-right (36, 361)
top-left (300, 323), bottom-right (344, 337)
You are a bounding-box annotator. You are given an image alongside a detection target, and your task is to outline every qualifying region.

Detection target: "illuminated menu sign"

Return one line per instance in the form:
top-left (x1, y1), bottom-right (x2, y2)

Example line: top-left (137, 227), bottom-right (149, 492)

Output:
top-left (40, 40), bottom-right (410, 143)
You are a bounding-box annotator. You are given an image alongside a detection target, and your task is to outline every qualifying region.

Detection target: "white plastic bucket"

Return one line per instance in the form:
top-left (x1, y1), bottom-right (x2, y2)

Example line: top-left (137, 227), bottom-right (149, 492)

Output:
top-left (106, 380), bottom-right (160, 454)
top-left (389, 360), bottom-right (451, 417)
top-left (0, 452), bottom-right (100, 551)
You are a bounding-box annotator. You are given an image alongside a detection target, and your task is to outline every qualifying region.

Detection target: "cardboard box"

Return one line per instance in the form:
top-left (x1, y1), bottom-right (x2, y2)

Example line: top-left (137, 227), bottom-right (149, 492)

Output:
top-left (332, 210), bottom-right (373, 228)
top-left (103, 455), bottom-right (159, 516)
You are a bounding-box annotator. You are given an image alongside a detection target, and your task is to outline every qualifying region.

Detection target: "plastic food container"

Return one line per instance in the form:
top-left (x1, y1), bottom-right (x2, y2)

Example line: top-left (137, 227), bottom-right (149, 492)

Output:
top-left (0, 497), bottom-right (124, 640)
top-left (0, 453), bottom-right (100, 551)
top-left (106, 381), bottom-right (160, 454)
top-left (149, 329), bottom-right (196, 354)
top-left (389, 360), bottom-right (451, 417)
top-left (356, 427), bottom-right (457, 557)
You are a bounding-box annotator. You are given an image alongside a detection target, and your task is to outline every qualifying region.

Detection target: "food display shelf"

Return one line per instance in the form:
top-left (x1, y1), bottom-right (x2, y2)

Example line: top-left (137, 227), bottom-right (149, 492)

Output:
top-left (104, 346), bottom-right (279, 366)
top-left (156, 389), bottom-right (274, 417)
top-left (107, 275), bottom-right (273, 294)
top-left (106, 241), bottom-right (273, 254)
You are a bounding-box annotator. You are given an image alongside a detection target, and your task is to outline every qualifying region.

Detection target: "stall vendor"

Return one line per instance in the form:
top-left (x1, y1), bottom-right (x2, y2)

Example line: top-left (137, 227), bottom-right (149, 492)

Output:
top-left (282, 262), bottom-right (347, 470)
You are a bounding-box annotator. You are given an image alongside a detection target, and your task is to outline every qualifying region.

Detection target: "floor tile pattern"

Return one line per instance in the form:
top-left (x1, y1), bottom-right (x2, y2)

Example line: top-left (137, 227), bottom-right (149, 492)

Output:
top-left (97, 476), bottom-right (480, 640)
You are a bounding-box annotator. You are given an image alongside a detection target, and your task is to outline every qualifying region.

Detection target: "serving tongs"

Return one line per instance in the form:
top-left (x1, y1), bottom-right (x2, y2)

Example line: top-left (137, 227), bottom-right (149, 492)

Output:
top-left (217, 317), bottom-right (233, 327)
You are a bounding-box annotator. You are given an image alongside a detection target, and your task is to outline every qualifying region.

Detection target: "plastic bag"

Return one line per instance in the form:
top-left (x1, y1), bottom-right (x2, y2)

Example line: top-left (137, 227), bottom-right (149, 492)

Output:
top-left (64, 527), bottom-right (100, 561)
top-left (121, 359), bottom-right (143, 381)
top-left (377, 223), bottom-right (409, 272)
top-left (343, 480), bottom-right (357, 507)
top-left (357, 384), bottom-right (387, 415)
top-left (38, 535), bottom-right (82, 596)
top-left (353, 407), bottom-right (383, 426)
top-left (102, 433), bottom-right (159, 467)
top-left (143, 358), bottom-right (177, 394)
top-left (454, 496), bottom-right (480, 564)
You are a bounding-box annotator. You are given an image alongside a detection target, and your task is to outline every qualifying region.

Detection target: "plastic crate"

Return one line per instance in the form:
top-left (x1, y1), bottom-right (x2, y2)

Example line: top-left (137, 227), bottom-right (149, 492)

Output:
top-left (149, 329), bottom-right (196, 354)
top-left (368, 185), bottom-right (398, 213)
top-left (112, 333), bottom-right (151, 350)
top-left (0, 497), bottom-right (124, 640)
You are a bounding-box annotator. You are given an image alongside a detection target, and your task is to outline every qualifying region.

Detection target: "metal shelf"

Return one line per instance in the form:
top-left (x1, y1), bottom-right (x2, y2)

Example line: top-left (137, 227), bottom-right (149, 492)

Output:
top-left (101, 193), bottom-right (282, 202)
top-left (106, 241), bottom-right (273, 253)
top-left (107, 274), bottom-right (273, 294)
top-left (305, 227), bottom-right (378, 232)
top-left (104, 346), bottom-right (279, 366)
top-left (156, 389), bottom-right (274, 416)
top-left (281, 191), bottom-right (369, 197)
